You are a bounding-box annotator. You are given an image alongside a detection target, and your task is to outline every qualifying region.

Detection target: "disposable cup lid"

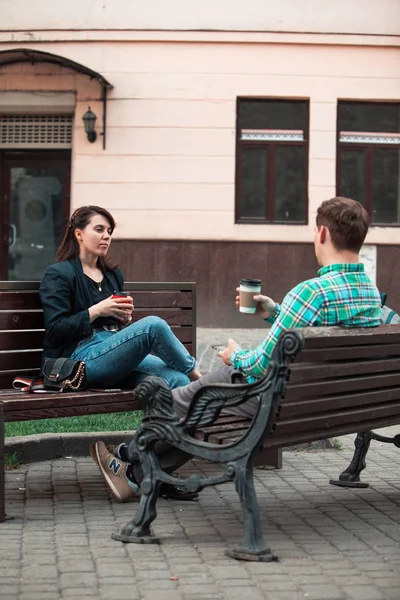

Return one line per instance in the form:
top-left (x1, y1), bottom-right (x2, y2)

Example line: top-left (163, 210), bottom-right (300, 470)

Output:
top-left (240, 278), bottom-right (262, 286)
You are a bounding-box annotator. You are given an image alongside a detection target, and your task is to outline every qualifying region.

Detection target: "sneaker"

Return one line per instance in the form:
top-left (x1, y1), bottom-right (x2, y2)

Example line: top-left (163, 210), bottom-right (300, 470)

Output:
top-left (90, 441), bottom-right (123, 466)
top-left (94, 441), bottom-right (139, 502)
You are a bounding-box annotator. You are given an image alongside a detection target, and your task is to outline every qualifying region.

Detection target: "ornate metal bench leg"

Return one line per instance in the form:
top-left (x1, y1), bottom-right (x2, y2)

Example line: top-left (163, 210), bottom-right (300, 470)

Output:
top-left (112, 449), bottom-right (161, 544)
top-left (225, 459), bottom-right (278, 562)
top-left (330, 431), bottom-right (372, 488)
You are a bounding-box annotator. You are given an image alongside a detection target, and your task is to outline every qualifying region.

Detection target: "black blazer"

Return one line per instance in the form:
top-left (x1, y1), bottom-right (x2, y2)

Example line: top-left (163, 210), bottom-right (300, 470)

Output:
top-left (39, 257), bottom-right (123, 361)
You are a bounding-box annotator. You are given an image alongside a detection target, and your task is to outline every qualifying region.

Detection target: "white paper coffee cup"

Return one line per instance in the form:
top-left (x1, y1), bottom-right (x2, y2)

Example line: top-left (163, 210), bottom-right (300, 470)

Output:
top-left (239, 278), bottom-right (262, 314)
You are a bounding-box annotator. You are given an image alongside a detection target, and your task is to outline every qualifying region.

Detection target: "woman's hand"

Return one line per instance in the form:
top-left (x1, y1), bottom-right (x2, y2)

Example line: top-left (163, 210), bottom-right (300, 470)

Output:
top-left (235, 288), bottom-right (276, 319)
top-left (89, 295), bottom-right (134, 323)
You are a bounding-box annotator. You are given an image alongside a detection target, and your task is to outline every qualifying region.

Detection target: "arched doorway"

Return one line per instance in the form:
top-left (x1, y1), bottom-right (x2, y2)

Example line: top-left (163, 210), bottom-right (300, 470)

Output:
top-left (0, 48), bottom-right (112, 279)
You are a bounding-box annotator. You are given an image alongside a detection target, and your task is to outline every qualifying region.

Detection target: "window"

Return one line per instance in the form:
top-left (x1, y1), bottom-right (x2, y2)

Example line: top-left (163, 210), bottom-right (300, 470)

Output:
top-left (337, 102), bottom-right (400, 225)
top-left (235, 99), bottom-right (309, 224)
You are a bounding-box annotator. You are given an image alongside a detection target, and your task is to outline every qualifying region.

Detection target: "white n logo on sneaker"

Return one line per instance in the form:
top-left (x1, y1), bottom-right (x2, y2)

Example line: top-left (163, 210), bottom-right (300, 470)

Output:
top-left (109, 458), bottom-right (121, 475)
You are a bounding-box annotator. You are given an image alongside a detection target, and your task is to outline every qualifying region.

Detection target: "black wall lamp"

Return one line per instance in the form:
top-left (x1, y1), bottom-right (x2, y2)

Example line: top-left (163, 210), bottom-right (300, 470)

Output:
top-left (82, 107), bottom-right (97, 143)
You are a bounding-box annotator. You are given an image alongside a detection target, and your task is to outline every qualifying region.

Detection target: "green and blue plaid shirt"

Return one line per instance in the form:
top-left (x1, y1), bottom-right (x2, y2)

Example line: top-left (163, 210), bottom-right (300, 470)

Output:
top-left (231, 263), bottom-right (382, 382)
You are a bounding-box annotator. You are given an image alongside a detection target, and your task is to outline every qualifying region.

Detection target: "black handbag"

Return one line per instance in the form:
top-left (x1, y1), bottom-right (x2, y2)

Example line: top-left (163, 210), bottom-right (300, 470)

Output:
top-left (42, 358), bottom-right (86, 393)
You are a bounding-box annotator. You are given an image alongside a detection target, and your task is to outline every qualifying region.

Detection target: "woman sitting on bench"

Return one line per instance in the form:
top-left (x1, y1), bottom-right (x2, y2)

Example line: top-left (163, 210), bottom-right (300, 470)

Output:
top-left (40, 205), bottom-right (201, 500)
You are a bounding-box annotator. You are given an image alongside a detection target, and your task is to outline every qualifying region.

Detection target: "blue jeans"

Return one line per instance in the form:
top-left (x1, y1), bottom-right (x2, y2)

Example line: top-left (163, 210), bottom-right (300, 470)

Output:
top-left (70, 316), bottom-right (195, 389)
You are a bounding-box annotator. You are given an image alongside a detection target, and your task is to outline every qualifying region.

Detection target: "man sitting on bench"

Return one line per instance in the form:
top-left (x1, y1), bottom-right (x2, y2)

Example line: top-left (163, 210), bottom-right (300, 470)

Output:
top-left (92, 196), bottom-right (383, 502)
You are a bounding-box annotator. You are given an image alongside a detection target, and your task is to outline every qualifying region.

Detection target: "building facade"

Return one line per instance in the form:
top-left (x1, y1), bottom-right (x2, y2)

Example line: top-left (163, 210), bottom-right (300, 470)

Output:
top-left (0, 0), bottom-right (399, 325)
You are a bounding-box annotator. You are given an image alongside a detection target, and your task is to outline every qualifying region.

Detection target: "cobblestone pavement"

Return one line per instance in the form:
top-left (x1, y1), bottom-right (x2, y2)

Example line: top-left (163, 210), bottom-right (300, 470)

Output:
top-left (1, 328), bottom-right (400, 600)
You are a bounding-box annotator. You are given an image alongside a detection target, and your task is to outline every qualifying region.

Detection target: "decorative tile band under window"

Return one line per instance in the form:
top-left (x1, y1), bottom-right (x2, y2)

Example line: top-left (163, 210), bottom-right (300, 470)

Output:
top-left (241, 129), bottom-right (304, 142)
top-left (340, 131), bottom-right (400, 145)
top-left (0, 115), bottom-right (73, 148)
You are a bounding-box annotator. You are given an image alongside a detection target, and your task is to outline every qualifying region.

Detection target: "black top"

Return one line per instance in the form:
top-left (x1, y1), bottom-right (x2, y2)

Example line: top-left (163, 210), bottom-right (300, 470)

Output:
top-left (39, 257), bottom-right (123, 362)
top-left (84, 274), bottom-right (119, 330)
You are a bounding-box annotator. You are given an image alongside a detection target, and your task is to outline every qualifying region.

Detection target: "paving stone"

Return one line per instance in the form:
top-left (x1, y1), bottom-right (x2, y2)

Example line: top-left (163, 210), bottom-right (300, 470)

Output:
top-left (338, 585), bottom-right (386, 599)
top-left (0, 586), bottom-right (19, 595)
top-left (100, 585), bottom-right (140, 599)
top-left (96, 562), bottom-right (134, 577)
top-left (300, 584), bottom-right (344, 599)
top-left (59, 573), bottom-right (98, 589)
top-left (143, 592), bottom-right (185, 600)
top-left (21, 565), bottom-right (58, 579)
top-left (224, 589), bottom-right (265, 600)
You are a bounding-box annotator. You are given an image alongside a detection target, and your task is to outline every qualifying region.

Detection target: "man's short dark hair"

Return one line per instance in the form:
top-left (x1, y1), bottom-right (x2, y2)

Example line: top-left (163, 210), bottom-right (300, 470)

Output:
top-left (316, 197), bottom-right (370, 253)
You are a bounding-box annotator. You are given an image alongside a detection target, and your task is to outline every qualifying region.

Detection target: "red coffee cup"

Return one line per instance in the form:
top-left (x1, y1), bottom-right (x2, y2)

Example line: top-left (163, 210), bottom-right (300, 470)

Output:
top-left (112, 291), bottom-right (131, 300)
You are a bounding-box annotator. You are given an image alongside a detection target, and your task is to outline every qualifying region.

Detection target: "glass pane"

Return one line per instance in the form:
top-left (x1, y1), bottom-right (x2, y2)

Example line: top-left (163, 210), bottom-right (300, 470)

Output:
top-left (339, 149), bottom-right (366, 205)
top-left (338, 102), bottom-right (400, 134)
top-left (372, 147), bottom-right (400, 224)
top-left (8, 166), bottom-right (65, 280)
top-left (239, 100), bottom-right (308, 131)
top-left (239, 146), bottom-right (267, 219)
top-left (275, 146), bottom-right (307, 222)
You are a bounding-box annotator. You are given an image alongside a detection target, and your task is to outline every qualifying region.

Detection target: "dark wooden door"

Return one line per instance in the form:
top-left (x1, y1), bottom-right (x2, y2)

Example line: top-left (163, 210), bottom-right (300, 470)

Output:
top-left (0, 150), bottom-right (71, 280)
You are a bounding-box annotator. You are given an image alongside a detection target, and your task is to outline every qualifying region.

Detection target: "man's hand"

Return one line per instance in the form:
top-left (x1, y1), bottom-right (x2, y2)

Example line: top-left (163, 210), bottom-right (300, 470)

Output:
top-left (218, 338), bottom-right (240, 366)
top-left (253, 294), bottom-right (276, 319)
top-left (235, 288), bottom-right (276, 319)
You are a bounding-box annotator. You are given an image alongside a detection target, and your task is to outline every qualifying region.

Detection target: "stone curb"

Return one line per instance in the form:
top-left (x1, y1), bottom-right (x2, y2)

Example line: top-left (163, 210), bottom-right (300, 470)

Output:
top-left (5, 430), bottom-right (336, 464)
top-left (5, 430), bottom-right (136, 463)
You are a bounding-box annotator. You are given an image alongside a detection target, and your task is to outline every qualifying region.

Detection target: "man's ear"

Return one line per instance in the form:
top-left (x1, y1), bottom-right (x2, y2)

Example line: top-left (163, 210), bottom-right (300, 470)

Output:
top-left (319, 225), bottom-right (327, 244)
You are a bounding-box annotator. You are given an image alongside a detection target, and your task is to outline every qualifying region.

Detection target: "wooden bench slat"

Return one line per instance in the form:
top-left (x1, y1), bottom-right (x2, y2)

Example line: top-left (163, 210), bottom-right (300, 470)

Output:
top-left (264, 414), bottom-right (400, 448)
top-left (0, 292), bottom-right (42, 310)
top-left (0, 369), bottom-right (40, 389)
top-left (130, 309), bottom-right (192, 326)
top-left (284, 371), bottom-right (400, 401)
top-left (5, 400), bottom-right (139, 422)
top-left (123, 291), bottom-right (193, 308)
top-left (0, 331), bottom-right (44, 351)
top-left (0, 351), bottom-right (42, 371)
top-left (0, 308), bottom-right (193, 330)
top-left (298, 343), bottom-right (400, 362)
top-left (281, 386), bottom-right (400, 417)
top-left (289, 357), bottom-right (400, 383)
top-left (2, 389), bottom-right (135, 410)
top-left (287, 370), bottom-right (400, 399)
top-left (274, 400), bottom-right (400, 436)
top-left (300, 325), bottom-right (400, 347)
top-left (0, 290), bottom-right (194, 310)
top-left (0, 311), bottom-right (44, 330)
top-left (200, 420), bottom-right (251, 441)
top-left (209, 427), bottom-right (250, 444)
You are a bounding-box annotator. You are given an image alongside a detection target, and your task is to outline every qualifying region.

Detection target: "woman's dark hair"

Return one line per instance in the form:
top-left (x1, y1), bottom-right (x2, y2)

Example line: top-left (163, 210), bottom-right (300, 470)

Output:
top-left (56, 205), bottom-right (117, 269)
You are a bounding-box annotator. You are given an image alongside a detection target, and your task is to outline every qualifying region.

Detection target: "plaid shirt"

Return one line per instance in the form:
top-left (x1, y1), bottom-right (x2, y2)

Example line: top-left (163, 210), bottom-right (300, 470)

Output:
top-left (231, 263), bottom-right (382, 382)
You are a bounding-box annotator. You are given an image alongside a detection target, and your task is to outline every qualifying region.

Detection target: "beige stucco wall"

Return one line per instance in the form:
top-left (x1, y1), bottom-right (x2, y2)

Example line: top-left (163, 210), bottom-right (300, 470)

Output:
top-left (0, 5), bottom-right (399, 245)
top-left (2, 0), bottom-right (400, 35)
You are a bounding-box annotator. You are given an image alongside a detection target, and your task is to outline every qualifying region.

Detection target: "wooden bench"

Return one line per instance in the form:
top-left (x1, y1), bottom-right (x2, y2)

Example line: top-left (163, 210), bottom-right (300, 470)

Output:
top-left (112, 326), bottom-right (400, 562)
top-left (0, 280), bottom-right (196, 522)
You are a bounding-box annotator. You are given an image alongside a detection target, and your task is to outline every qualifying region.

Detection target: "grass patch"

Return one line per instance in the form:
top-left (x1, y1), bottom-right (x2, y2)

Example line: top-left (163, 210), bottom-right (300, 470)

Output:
top-left (5, 411), bottom-right (142, 438)
top-left (5, 452), bottom-right (20, 470)
top-left (332, 438), bottom-right (343, 450)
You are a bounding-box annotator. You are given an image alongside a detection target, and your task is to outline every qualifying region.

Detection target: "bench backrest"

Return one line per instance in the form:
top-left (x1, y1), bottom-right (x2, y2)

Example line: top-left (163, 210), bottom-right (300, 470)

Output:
top-left (0, 281), bottom-right (196, 389)
top-left (269, 325), bottom-right (400, 446)
top-left (200, 325), bottom-right (400, 448)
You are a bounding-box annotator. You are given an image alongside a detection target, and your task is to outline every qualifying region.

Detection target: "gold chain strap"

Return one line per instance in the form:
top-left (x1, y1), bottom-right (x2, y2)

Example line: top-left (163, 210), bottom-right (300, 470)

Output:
top-left (62, 362), bottom-right (86, 391)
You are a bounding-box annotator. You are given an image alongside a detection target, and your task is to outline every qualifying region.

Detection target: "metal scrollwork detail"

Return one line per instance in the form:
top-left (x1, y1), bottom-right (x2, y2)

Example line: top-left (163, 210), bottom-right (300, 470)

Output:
top-left (132, 376), bottom-right (182, 445)
top-left (226, 463), bottom-right (236, 479)
top-left (281, 331), bottom-right (304, 362)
